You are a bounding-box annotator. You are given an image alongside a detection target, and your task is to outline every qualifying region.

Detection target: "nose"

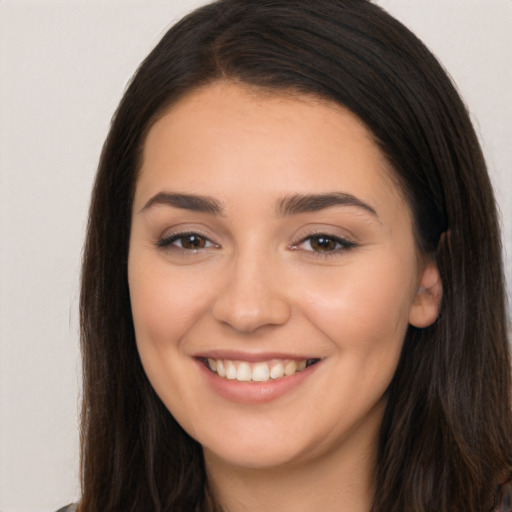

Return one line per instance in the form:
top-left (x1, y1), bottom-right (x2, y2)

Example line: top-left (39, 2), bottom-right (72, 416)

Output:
top-left (211, 252), bottom-right (291, 334)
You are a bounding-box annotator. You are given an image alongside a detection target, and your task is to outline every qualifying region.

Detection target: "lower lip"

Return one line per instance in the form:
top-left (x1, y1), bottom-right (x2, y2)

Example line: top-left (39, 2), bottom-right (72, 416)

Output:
top-left (196, 359), bottom-right (321, 404)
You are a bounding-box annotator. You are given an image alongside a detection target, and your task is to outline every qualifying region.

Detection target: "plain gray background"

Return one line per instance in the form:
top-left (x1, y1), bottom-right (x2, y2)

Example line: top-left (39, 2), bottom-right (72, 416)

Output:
top-left (0, 1), bottom-right (510, 511)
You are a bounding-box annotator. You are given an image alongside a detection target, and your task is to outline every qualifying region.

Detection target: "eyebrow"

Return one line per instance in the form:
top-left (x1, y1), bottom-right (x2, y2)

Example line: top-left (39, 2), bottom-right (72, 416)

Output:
top-left (277, 192), bottom-right (378, 218)
top-left (140, 192), bottom-right (224, 215)
top-left (139, 191), bottom-right (378, 219)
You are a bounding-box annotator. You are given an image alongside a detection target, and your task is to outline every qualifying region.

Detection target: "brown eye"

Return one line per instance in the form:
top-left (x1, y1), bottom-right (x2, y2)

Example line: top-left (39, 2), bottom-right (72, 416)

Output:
top-left (309, 235), bottom-right (338, 252)
top-left (180, 234), bottom-right (207, 249)
top-left (157, 232), bottom-right (216, 250)
top-left (294, 233), bottom-right (357, 255)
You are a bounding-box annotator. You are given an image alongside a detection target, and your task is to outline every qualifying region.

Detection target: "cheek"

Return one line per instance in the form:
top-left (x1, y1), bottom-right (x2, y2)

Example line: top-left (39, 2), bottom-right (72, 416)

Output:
top-left (127, 257), bottom-right (217, 430)
top-left (127, 256), bottom-right (212, 434)
top-left (296, 256), bottom-right (416, 420)
top-left (129, 259), bottom-right (211, 348)
top-left (301, 255), bottom-right (416, 355)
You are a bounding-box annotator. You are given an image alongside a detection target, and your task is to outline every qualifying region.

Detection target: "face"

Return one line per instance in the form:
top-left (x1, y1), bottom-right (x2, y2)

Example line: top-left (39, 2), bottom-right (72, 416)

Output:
top-left (128, 82), bottom-right (440, 472)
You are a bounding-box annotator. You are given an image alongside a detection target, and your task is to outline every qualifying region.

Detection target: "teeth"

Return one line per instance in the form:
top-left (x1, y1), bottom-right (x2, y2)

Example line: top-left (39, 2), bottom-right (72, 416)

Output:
top-left (217, 360), bottom-right (226, 378)
top-left (236, 362), bottom-right (252, 382)
top-left (226, 361), bottom-right (237, 380)
top-left (206, 358), bottom-right (316, 382)
top-left (252, 362), bottom-right (270, 382)
top-left (284, 360), bottom-right (297, 376)
top-left (270, 363), bottom-right (284, 379)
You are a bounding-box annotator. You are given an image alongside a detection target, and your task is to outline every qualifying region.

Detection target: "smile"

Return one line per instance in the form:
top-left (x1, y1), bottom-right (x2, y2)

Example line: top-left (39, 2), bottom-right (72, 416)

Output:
top-left (203, 358), bottom-right (320, 382)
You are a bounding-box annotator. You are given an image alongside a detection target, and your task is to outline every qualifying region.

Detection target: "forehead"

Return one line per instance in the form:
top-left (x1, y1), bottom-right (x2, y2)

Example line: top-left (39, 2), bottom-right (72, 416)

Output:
top-left (136, 82), bottom-right (406, 218)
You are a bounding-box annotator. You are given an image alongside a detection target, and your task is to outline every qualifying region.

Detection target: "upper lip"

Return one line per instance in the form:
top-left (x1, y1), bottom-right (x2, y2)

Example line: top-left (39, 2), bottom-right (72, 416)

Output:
top-left (192, 350), bottom-right (321, 362)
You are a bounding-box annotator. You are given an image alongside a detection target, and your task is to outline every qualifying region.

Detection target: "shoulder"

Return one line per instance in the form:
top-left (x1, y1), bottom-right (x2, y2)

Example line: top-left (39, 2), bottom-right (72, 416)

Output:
top-left (494, 477), bottom-right (512, 512)
top-left (55, 505), bottom-right (77, 512)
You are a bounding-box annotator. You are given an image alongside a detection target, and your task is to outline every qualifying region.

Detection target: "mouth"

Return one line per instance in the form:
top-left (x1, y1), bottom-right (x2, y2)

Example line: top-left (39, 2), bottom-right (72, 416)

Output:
top-left (200, 357), bottom-right (321, 383)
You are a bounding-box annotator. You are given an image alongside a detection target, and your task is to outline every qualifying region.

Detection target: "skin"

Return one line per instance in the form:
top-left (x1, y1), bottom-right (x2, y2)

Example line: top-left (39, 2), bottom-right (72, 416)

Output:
top-left (128, 82), bottom-right (441, 512)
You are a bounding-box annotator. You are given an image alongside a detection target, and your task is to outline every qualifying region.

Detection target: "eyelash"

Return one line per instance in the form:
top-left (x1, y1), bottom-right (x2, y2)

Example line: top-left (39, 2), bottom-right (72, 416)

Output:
top-left (156, 230), bottom-right (356, 257)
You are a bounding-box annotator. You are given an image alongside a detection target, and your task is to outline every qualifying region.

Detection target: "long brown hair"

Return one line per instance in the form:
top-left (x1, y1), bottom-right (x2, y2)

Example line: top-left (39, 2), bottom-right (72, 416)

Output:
top-left (79, 1), bottom-right (512, 510)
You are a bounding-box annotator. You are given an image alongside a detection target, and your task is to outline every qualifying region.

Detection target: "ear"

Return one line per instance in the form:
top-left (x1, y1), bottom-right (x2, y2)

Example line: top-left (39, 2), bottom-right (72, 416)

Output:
top-left (408, 261), bottom-right (442, 328)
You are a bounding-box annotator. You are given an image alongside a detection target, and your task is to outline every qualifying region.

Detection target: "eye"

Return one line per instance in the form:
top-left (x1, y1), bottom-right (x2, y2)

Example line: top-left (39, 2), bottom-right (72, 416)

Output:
top-left (294, 233), bottom-right (356, 254)
top-left (157, 232), bottom-right (217, 251)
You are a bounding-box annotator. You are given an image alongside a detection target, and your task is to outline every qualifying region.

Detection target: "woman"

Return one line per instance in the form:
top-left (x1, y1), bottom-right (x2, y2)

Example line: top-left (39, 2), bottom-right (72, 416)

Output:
top-left (74, 0), bottom-right (512, 511)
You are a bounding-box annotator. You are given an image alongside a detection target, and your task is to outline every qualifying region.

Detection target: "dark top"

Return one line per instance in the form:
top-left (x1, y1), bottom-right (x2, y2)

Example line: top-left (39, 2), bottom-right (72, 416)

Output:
top-left (56, 505), bottom-right (77, 512)
top-left (495, 478), bottom-right (512, 512)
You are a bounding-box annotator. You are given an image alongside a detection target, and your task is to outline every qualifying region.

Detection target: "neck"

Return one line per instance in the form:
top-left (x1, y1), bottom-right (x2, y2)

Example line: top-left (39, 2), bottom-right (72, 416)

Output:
top-left (203, 405), bottom-right (382, 512)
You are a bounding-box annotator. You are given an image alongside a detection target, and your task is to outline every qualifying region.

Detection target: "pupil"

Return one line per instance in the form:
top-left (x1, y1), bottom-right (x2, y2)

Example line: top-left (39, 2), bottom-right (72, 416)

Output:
top-left (312, 236), bottom-right (335, 251)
